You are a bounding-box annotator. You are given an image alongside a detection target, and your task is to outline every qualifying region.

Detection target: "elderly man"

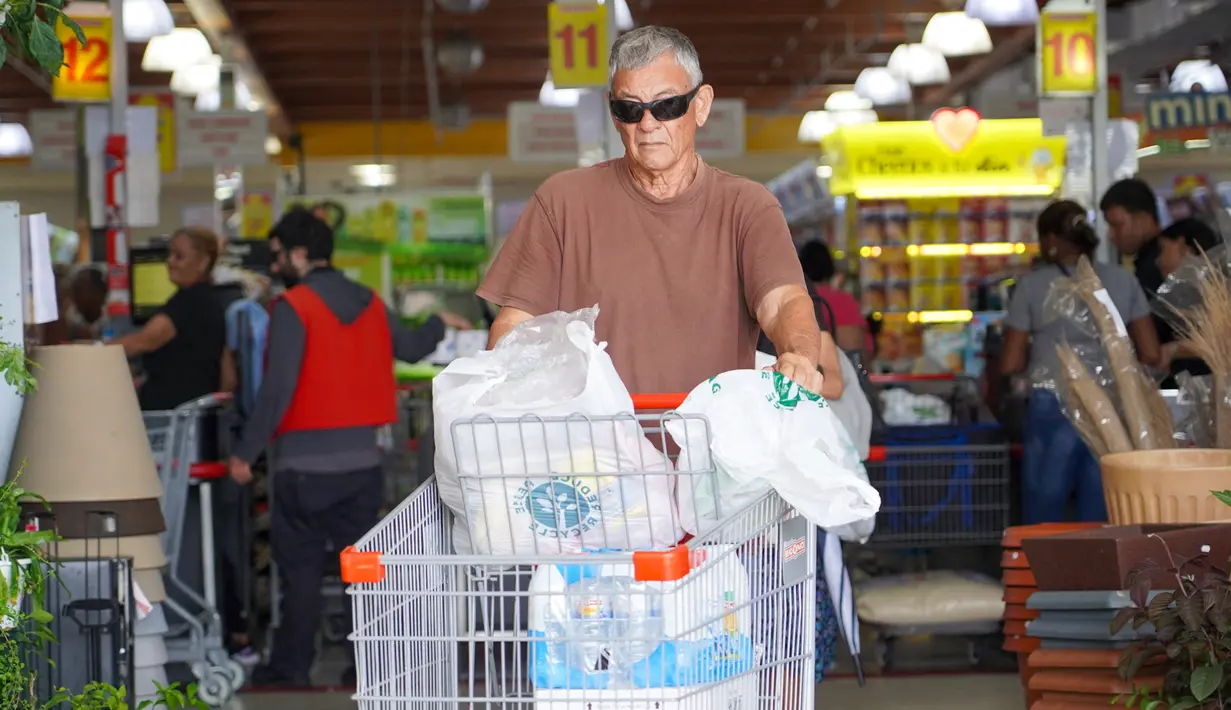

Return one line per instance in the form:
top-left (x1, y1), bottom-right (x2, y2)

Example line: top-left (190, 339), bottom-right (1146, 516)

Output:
top-left (480, 26), bottom-right (841, 398)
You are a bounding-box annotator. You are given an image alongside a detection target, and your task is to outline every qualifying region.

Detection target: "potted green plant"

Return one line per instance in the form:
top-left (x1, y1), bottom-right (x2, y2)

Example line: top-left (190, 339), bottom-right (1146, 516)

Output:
top-left (0, 0), bottom-right (86, 75)
top-left (1113, 535), bottom-right (1231, 709)
top-left (45, 680), bottom-right (207, 709)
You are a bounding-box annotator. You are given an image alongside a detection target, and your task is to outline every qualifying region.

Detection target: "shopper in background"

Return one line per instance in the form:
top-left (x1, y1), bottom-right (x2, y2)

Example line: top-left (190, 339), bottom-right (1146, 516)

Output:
top-left (1100, 178), bottom-right (1209, 385)
top-left (1000, 200), bottom-right (1161, 524)
top-left (798, 240), bottom-right (872, 359)
top-left (67, 266), bottom-right (109, 340)
top-left (1154, 217), bottom-right (1223, 372)
top-left (227, 206), bottom-right (468, 689)
top-left (480, 26), bottom-right (840, 399)
top-left (112, 227), bottom-right (235, 410)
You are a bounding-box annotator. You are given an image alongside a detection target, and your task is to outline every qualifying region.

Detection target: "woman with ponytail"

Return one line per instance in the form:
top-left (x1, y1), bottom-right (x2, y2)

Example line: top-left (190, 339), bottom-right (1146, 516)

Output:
top-left (999, 200), bottom-right (1161, 523)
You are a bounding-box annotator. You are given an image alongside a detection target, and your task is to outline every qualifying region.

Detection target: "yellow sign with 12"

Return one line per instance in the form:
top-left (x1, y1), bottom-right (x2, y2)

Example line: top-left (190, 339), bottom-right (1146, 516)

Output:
top-left (1038, 9), bottom-right (1097, 96)
top-left (53, 14), bottom-right (113, 103)
top-left (547, 3), bottom-right (608, 89)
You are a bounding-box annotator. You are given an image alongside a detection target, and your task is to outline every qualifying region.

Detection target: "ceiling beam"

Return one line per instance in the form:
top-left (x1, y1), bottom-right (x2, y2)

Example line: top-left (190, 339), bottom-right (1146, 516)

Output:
top-left (238, 15), bottom-right (916, 35)
top-left (919, 26), bottom-right (1034, 105)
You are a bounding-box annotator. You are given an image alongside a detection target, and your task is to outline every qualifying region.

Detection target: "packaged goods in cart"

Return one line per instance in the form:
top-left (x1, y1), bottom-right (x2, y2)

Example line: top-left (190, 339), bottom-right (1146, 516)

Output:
top-left (666, 370), bottom-right (879, 542)
top-left (527, 549), bottom-right (755, 690)
top-left (432, 306), bottom-right (681, 555)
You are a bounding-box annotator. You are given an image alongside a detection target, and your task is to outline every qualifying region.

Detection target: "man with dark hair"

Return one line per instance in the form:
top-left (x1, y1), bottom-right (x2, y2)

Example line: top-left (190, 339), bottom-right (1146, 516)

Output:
top-left (1099, 178), bottom-right (1164, 293)
top-left (68, 266), bottom-right (109, 339)
top-left (229, 207), bottom-right (470, 687)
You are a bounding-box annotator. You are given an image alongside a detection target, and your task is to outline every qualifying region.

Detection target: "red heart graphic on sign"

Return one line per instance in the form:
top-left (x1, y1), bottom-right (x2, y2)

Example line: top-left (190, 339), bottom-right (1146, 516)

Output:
top-left (931, 107), bottom-right (981, 152)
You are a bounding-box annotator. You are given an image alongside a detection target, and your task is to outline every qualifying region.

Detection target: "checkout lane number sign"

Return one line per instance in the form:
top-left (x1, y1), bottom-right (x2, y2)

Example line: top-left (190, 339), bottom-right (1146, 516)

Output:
top-left (53, 14), bottom-right (113, 103)
top-left (1038, 9), bottom-right (1097, 97)
top-left (547, 2), bottom-right (608, 89)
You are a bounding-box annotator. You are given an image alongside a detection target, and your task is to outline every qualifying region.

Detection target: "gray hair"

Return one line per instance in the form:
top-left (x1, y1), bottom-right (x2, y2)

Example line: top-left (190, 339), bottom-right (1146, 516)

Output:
top-left (608, 26), bottom-right (703, 89)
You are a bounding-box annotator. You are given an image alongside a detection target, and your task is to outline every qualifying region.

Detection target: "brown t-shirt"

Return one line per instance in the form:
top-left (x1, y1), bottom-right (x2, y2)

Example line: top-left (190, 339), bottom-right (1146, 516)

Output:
top-left (478, 157), bottom-right (804, 395)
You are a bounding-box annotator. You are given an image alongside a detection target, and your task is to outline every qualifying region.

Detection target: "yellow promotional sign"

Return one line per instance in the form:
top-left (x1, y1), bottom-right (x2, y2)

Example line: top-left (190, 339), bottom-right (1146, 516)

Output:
top-left (547, 3), bottom-right (608, 89)
top-left (53, 14), bottom-right (113, 103)
top-left (823, 117), bottom-right (1066, 200)
top-left (130, 91), bottom-right (177, 173)
top-left (1038, 10), bottom-right (1097, 96)
top-left (240, 192), bottom-right (274, 238)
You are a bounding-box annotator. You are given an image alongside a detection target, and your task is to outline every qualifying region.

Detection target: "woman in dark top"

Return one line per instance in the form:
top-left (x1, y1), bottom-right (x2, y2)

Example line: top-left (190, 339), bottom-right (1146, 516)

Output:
top-left (114, 227), bottom-right (234, 410)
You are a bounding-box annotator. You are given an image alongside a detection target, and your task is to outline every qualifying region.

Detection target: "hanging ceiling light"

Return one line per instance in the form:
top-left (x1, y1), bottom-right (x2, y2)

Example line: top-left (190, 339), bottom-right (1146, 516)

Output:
top-left (603, 0), bottom-right (634, 31)
top-left (437, 30), bottom-right (485, 75)
top-left (194, 77), bottom-right (257, 111)
top-left (0, 123), bottom-right (33, 158)
top-left (922, 12), bottom-right (993, 57)
top-left (435, 0), bottom-right (488, 12)
top-left (797, 108), bottom-right (879, 143)
top-left (539, 72), bottom-right (582, 107)
top-left (963, 0), bottom-right (1038, 27)
top-left (265, 136), bottom-right (282, 156)
top-left (123, 0), bottom-right (174, 42)
top-left (170, 54), bottom-right (221, 96)
top-left (887, 44), bottom-right (951, 85)
top-left (854, 67), bottom-right (913, 106)
top-left (1170, 59), bottom-right (1229, 92)
top-left (350, 164), bottom-right (397, 188)
top-left (824, 91), bottom-right (874, 111)
top-left (142, 28), bottom-right (212, 72)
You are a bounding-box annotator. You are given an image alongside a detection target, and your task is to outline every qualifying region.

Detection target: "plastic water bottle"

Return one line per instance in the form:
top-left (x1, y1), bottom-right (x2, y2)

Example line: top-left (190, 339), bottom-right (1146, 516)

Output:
top-left (565, 578), bottom-right (614, 673)
top-left (609, 579), bottom-right (664, 684)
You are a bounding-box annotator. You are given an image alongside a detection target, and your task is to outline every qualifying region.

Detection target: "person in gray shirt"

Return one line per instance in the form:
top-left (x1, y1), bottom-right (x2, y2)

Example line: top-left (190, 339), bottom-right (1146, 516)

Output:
top-left (228, 207), bottom-right (470, 688)
top-left (999, 199), bottom-right (1160, 525)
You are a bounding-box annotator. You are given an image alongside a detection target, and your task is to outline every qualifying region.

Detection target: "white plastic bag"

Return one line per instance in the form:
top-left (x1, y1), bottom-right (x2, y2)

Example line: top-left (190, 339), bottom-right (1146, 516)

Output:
top-left (755, 350), bottom-right (872, 460)
top-left (433, 306), bottom-right (681, 555)
top-left (667, 370), bottom-right (880, 540)
top-left (879, 388), bottom-right (951, 426)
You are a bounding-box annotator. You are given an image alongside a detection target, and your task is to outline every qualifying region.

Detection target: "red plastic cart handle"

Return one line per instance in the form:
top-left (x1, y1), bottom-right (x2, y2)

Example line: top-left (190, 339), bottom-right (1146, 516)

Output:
top-left (631, 393), bottom-right (687, 410)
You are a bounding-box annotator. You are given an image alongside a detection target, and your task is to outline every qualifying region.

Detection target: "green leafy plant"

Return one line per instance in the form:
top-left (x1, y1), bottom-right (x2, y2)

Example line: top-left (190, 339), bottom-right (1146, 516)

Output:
top-left (45, 681), bottom-right (208, 709)
top-left (0, 341), bottom-right (36, 396)
top-left (0, 470), bottom-right (58, 707)
top-left (1112, 535), bottom-right (1231, 710)
top-left (0, 0), bottom-right (86, 76)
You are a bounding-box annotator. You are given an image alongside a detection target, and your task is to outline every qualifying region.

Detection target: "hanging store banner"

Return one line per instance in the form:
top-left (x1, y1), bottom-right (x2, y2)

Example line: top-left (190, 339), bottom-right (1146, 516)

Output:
top-left (130, 90), bottom-right (178, 173)
top-left (822, 116), bottom-right (1067, 200)
top-left (1036, 8), bottom-right (1097, 97)
top-left (176, 110), bottom-right (269, 168)
top-left (506, 99), bottom-right (748, 163)
top-left (1143, 92), bottom-right (1231, 132)
top-left (547, 2), bottom-right (609, 88)
top-left (53, 11), bottom-right (113, 103)
top-left (28, 110), bottom-right (79, 171)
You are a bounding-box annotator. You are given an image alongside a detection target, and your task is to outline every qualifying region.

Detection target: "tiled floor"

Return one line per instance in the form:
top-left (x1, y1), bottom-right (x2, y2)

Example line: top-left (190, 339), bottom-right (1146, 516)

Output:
top-left (229, 674), bottom-right (1026, 710)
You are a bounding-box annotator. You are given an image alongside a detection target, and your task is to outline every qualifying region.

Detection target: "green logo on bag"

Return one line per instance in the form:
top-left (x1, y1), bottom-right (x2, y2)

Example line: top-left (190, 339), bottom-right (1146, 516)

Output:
top-left (761, 371), bottom-right (822, 410)
top-left (512, 476), bottom-right (602, 539)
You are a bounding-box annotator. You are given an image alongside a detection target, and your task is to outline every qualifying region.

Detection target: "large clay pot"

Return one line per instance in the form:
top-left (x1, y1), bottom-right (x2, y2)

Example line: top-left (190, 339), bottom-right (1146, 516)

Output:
top-left (1101, 449), bottom-right (1231, 524)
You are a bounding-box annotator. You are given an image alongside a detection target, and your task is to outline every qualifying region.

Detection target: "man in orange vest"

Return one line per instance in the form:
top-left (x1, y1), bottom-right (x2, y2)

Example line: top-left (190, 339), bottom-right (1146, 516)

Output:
top-left (228, 207), bottom-right (470, 687)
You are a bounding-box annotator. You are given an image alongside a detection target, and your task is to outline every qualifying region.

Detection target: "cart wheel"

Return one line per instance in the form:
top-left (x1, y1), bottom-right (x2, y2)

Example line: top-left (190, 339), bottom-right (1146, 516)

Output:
top-left (220, 659), bottom-right (246, 692)
top-left (195, 669), bottom-right (232, 708)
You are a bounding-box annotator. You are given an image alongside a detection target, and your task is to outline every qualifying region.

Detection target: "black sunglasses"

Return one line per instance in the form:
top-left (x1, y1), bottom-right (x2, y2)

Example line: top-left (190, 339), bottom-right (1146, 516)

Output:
top-left (609, 87), bottom-right (701, 124)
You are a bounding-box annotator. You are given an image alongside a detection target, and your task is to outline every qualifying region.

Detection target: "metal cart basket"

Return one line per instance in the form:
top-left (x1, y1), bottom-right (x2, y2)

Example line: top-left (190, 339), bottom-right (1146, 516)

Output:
top-left (341, 393), bottom-right (817, 710)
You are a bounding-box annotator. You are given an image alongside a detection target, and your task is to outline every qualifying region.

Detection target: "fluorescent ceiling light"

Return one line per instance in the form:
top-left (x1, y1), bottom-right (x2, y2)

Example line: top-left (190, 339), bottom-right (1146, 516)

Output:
top-left (1170, 59), bottom-right (1228, 93)
top-left (597, 0), bottom-right (634, 31)
top-left (142, 28), bottom-right (212, 72)
top-left (350, 163), bottom-right (396, 188)
top-left (539, 72), bottom-right (582, 107)
top-left (0, 123), bottom-right (32, 158)
top-left (887, 44), bottom-right (951, 85)
top-left (170, 55), bottom-right (221, 96)
top-left (922, 12), bottom-right (993, 57)
top-left (854, 67), bottom-right (913, 106)
top-left (963, 0), bottom-right (1038, 26)
top-left (123, 0), bottom-right (174, 42)
top-left (824, 91), bottom-right (873, 111)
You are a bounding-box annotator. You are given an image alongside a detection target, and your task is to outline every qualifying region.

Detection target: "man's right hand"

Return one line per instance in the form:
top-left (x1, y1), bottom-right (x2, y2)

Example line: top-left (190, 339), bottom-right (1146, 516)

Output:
top-left (437, 311), bottom-right (474, 331)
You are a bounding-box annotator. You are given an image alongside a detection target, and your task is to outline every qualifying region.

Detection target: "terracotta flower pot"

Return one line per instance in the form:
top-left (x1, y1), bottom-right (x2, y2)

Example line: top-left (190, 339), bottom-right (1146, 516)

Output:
top-left (1101, 449), bottom-right (1231, 525)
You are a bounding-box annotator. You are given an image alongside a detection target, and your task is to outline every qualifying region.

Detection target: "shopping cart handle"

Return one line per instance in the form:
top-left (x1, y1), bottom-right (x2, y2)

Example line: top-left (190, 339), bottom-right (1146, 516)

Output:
top-left (631, 393), bottom-right (688, 411)
top-left (189, 462), bottom-right (228, 480)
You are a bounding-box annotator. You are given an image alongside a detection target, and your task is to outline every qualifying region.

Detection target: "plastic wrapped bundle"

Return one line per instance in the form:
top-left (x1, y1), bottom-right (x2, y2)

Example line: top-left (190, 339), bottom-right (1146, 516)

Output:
top-left (1054, 343), bottom-right (1132, 456)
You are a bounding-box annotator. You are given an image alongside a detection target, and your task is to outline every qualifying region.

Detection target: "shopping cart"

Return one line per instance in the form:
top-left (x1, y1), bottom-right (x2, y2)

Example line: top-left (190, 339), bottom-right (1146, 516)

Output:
top-left (341, 393), bottom-right (816, 710)
top-left (863, 374), bottom-right (1012, 548)
top-left (143, 393), bottom-right (244, 706)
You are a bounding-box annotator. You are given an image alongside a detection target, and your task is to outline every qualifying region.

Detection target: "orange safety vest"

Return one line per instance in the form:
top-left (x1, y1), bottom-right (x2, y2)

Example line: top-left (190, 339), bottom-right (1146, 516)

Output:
top-left (274, 285), bottom-right (397, 436)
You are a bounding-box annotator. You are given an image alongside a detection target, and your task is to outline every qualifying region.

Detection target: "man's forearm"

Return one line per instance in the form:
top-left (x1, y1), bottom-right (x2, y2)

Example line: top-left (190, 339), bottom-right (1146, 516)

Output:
top-left (769, 292), bottom-right (824, 365)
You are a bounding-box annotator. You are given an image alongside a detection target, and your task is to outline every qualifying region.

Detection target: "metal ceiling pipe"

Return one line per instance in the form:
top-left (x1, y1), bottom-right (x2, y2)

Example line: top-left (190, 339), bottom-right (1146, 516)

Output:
top-left (1107, 0), bottom-right (1231, 84)
top-left (177, 0), bottom-right (291, 137)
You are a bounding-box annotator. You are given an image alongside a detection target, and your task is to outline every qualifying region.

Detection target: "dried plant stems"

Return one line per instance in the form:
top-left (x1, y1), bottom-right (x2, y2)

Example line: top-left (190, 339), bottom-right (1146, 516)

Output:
top-left (1056, 343), bottom-right (1133, 454)
top-left (1166, 251), bottom-right (1231, 449)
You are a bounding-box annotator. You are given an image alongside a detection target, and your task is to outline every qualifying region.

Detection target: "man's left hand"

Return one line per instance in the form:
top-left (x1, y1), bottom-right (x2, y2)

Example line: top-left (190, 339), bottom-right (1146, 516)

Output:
top-left (769, 351), bottom-right (824, 395)
top-left (228, 456), bottom-right (253, 485)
